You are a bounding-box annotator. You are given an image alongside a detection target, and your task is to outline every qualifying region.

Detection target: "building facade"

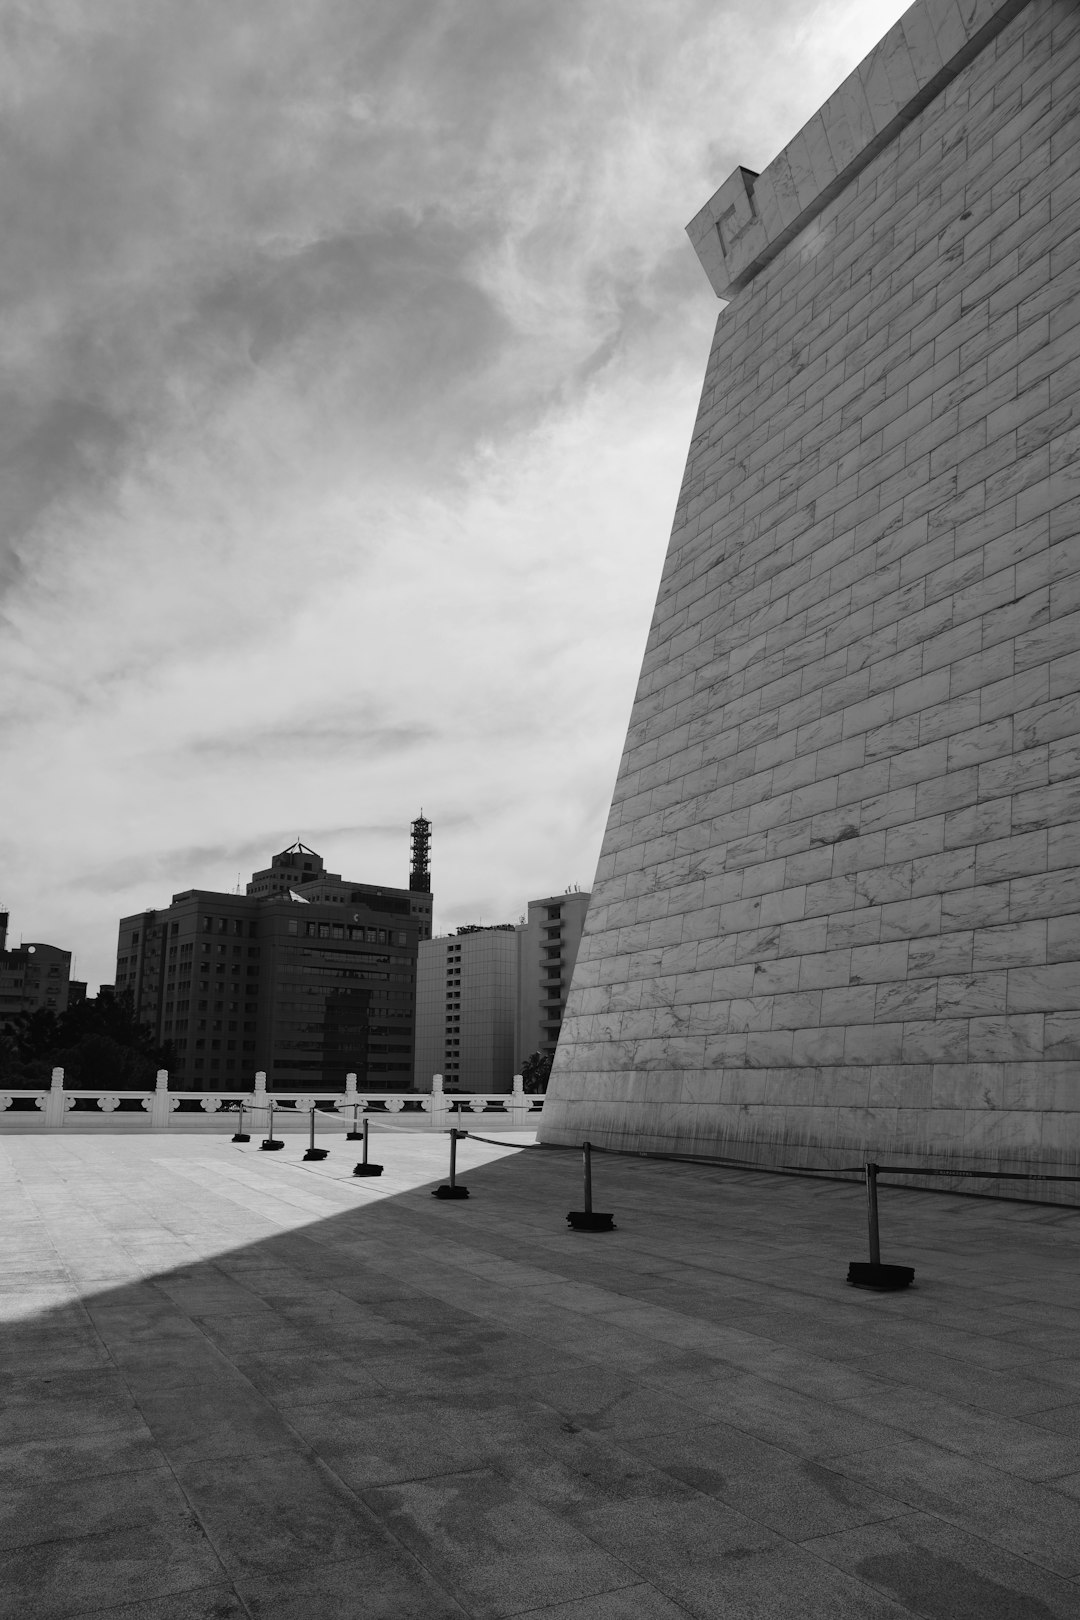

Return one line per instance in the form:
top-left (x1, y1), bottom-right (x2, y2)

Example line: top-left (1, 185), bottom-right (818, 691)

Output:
top-left (540, 0), bottom-right (1080, 1186)
top-left (116, 842), bottom-right (424, 1091)
top-left (0, 913), bottom-right (74, 1023)
top-left (413, 891), bottom-right (592, 1091)
top-left (515, 891), bottom-right (591, 1069)
top-left (414, 926), bottom-right (518, 1092)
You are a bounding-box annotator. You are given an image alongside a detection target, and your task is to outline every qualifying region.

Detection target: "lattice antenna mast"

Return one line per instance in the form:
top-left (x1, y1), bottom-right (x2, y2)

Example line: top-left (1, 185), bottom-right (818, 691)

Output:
top-left (409, 813), bottom-right (431, 893)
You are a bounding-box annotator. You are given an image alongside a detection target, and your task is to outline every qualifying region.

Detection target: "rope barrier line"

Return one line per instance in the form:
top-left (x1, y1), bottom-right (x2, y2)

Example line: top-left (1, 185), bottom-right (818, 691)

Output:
top-left (452, 1131), bottom-right (548, 1150)
top-left (227, 1116), bottom-right (1080, 1285)
top-left (531, 1139), bottom-right (1080, 1188)
top-left (231, 1107), bottom-right (1080, 1187)
top-left (867, 1165), bottom-right (1080, 1182)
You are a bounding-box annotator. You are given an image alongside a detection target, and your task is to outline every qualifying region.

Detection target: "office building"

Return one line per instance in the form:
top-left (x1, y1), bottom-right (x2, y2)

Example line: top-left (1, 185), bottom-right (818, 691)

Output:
top-left (115, 828), bottom-right (430, 1091)
top-left (0, 913), bottom-right (75, 1022)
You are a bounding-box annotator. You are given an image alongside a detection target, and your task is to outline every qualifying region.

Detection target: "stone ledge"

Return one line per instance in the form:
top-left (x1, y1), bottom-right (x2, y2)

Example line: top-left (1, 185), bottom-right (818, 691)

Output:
top-left (687, 0), bottom-right (1031, 300)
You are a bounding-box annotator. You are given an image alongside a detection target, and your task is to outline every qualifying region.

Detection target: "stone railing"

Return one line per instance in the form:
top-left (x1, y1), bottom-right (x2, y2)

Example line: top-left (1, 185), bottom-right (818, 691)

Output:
top-left (0, 1068), bottom-right (546, 1131)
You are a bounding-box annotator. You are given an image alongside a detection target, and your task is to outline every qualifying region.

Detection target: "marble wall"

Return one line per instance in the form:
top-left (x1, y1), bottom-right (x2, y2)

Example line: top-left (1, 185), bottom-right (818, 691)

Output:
top-left (539, 0), bottom-right (1080, 1185)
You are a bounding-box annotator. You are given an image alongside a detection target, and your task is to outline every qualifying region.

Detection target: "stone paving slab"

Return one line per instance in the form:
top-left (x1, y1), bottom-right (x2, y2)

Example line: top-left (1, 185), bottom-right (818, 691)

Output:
top-left (2, 1132), bottom-right (1080, 1617)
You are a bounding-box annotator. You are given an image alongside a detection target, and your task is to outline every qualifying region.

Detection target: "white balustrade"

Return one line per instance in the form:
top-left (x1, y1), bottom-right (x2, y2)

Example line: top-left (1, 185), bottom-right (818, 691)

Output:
top-left (0, 1069), bottom-right (545, 1131)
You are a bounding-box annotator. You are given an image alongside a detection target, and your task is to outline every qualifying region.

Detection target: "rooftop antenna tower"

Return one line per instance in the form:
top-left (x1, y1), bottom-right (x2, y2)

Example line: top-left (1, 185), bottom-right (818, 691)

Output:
top-left (409, 812), bottom-right (431, 894)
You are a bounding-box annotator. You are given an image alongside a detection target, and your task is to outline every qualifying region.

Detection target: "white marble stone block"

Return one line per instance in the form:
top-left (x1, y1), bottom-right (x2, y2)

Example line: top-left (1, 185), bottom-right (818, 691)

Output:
top-left (540, 0), bottom-right (1080, 1193)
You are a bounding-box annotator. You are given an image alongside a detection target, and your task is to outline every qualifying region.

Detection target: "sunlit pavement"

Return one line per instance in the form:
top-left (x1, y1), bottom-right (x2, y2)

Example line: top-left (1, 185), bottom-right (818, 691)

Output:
top-left (3, 1130), bottom-right (1080, 1619)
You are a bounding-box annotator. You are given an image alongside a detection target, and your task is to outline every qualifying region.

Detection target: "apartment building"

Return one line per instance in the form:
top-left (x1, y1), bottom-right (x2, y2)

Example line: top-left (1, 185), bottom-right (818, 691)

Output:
top-left (413, 889), bottom-right (591, 1091)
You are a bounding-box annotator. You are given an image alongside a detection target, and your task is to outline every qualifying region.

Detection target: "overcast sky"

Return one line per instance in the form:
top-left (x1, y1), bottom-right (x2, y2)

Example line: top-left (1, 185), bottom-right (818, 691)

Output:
top-left (1, 0), bottom-right (909, 989)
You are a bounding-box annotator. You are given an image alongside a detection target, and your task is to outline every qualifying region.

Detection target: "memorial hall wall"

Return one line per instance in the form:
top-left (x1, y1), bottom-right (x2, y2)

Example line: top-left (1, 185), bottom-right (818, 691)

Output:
top-left (540, 0), bottom-right (1080, 1182)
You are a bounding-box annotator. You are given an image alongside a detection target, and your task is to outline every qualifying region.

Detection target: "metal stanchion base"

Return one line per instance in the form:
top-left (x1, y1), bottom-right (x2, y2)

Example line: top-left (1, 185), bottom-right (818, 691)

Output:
top-left (847, 1262), bottom-right (914, 1290)
top-left (260, 1139), bottom-right (285, 1151)
top-left (353, 1163), bottom-right (384, 1177)
top-left (433, 1185), bottom-right (470, 1199)
top-left (346, 1131), bottom-right (364, 1140)
top-left (303, 1148), bottom-right (329, 1161)
top-left (231, 1132), bottom-right (250, 1143)
top-left (567, 1210), bottom-right (615, 1231)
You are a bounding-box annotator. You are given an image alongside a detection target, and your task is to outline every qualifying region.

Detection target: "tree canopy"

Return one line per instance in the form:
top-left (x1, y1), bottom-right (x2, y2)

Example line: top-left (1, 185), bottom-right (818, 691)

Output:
top-left (0, 990), bottom-right (173, 1088)
top-left (521, 1050), bottom-right (553, 1093)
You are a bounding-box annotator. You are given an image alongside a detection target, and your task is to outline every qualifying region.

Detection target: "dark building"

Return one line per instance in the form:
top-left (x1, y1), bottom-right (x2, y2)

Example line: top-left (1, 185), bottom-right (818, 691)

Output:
top-left (115, 830), bottom-right (433, 1091)
top-left (0, 911), bottom-right (75, 1022)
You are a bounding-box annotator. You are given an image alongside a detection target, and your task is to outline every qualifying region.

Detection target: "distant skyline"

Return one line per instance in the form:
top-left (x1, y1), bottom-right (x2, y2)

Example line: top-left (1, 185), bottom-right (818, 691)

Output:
top-left (1, 0), bottom-right (910, 990)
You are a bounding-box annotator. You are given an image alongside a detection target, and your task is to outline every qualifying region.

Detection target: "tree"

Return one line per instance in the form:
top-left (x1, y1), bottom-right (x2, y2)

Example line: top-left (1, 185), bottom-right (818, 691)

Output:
top-left (0, 990), bottom-right (173, 1088)
top-left (521, 1050), bottom-right (553, 1094)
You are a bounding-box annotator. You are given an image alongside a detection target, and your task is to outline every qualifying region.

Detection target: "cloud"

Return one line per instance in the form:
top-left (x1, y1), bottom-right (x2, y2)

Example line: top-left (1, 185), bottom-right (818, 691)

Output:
top-left (0, 0), bottom-right (911, 987)
top-left (187, 716), bottom-right (438, 762)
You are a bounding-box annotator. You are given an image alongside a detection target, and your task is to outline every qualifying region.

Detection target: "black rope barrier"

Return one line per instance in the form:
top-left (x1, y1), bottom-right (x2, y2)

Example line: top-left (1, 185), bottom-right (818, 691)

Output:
top-left (227, 1106), bottom-right (1080, 1285)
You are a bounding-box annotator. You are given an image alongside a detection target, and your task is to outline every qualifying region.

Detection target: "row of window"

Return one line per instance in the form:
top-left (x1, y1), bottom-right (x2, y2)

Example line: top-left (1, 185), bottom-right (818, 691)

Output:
top-left (286, 922), bottom-right (409, 944)
top-left (294, 966), bottom-right (413, 984)
top-left (290, 948), bottom-right (405, 968)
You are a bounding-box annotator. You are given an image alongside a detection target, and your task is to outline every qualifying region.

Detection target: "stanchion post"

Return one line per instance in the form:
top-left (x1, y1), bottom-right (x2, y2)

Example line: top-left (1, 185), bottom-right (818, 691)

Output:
top-left (261, 1097), bottom-right (284, 1151)
top-left (432, 1127), bottom-right (470, 1199)
top-left (304, 1105), bottom-right (329, 1161)
top-left (847, 1160), bottom-right (913, 1290)
top-left (866, 1161), bottom-right (881, 1266)
top-left (352, 1112), bottom-right (384, 1176)
top-left (232, 1101), bottom-right (250, 1143)
top-left (568, 1139), bottom-right (614, 1231)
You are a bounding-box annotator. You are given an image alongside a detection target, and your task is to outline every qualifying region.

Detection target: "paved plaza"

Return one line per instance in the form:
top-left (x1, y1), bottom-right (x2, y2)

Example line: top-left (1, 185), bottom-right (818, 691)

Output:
top-left (3, 1129), bottom-right (1080, 1618)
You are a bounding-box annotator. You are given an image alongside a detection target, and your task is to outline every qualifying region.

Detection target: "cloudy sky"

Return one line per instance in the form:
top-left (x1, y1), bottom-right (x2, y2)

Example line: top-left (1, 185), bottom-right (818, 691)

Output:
top-left (1, 0), bottom-right (908, 989)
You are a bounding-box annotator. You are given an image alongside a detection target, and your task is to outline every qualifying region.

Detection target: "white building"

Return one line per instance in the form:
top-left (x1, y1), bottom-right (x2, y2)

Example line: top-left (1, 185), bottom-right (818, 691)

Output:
top-left (514, 891), bottom-right (590, 1070)
top-left (413, 926), bottom-right (518, 1093)
top-left (413, 890), bottom-right (591, 1092)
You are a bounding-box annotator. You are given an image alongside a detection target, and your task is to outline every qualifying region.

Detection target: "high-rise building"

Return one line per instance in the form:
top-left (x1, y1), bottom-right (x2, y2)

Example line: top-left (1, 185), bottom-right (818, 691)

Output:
top-left (115, 832), bottom-right (431, 1091)
top-left (414, 926), bottom-right (518, 1092)
top-left (515, 891), bottom-right (591, 1068)
top-left (412, 891), bottom-right (592, 1091)
top-left (0, 912), bottom-right (74, 1023)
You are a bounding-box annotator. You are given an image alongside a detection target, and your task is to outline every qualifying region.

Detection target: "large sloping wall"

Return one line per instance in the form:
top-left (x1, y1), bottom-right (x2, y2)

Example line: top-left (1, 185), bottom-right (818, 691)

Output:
top-left (539, 0), bottom-right (1080, 1180)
